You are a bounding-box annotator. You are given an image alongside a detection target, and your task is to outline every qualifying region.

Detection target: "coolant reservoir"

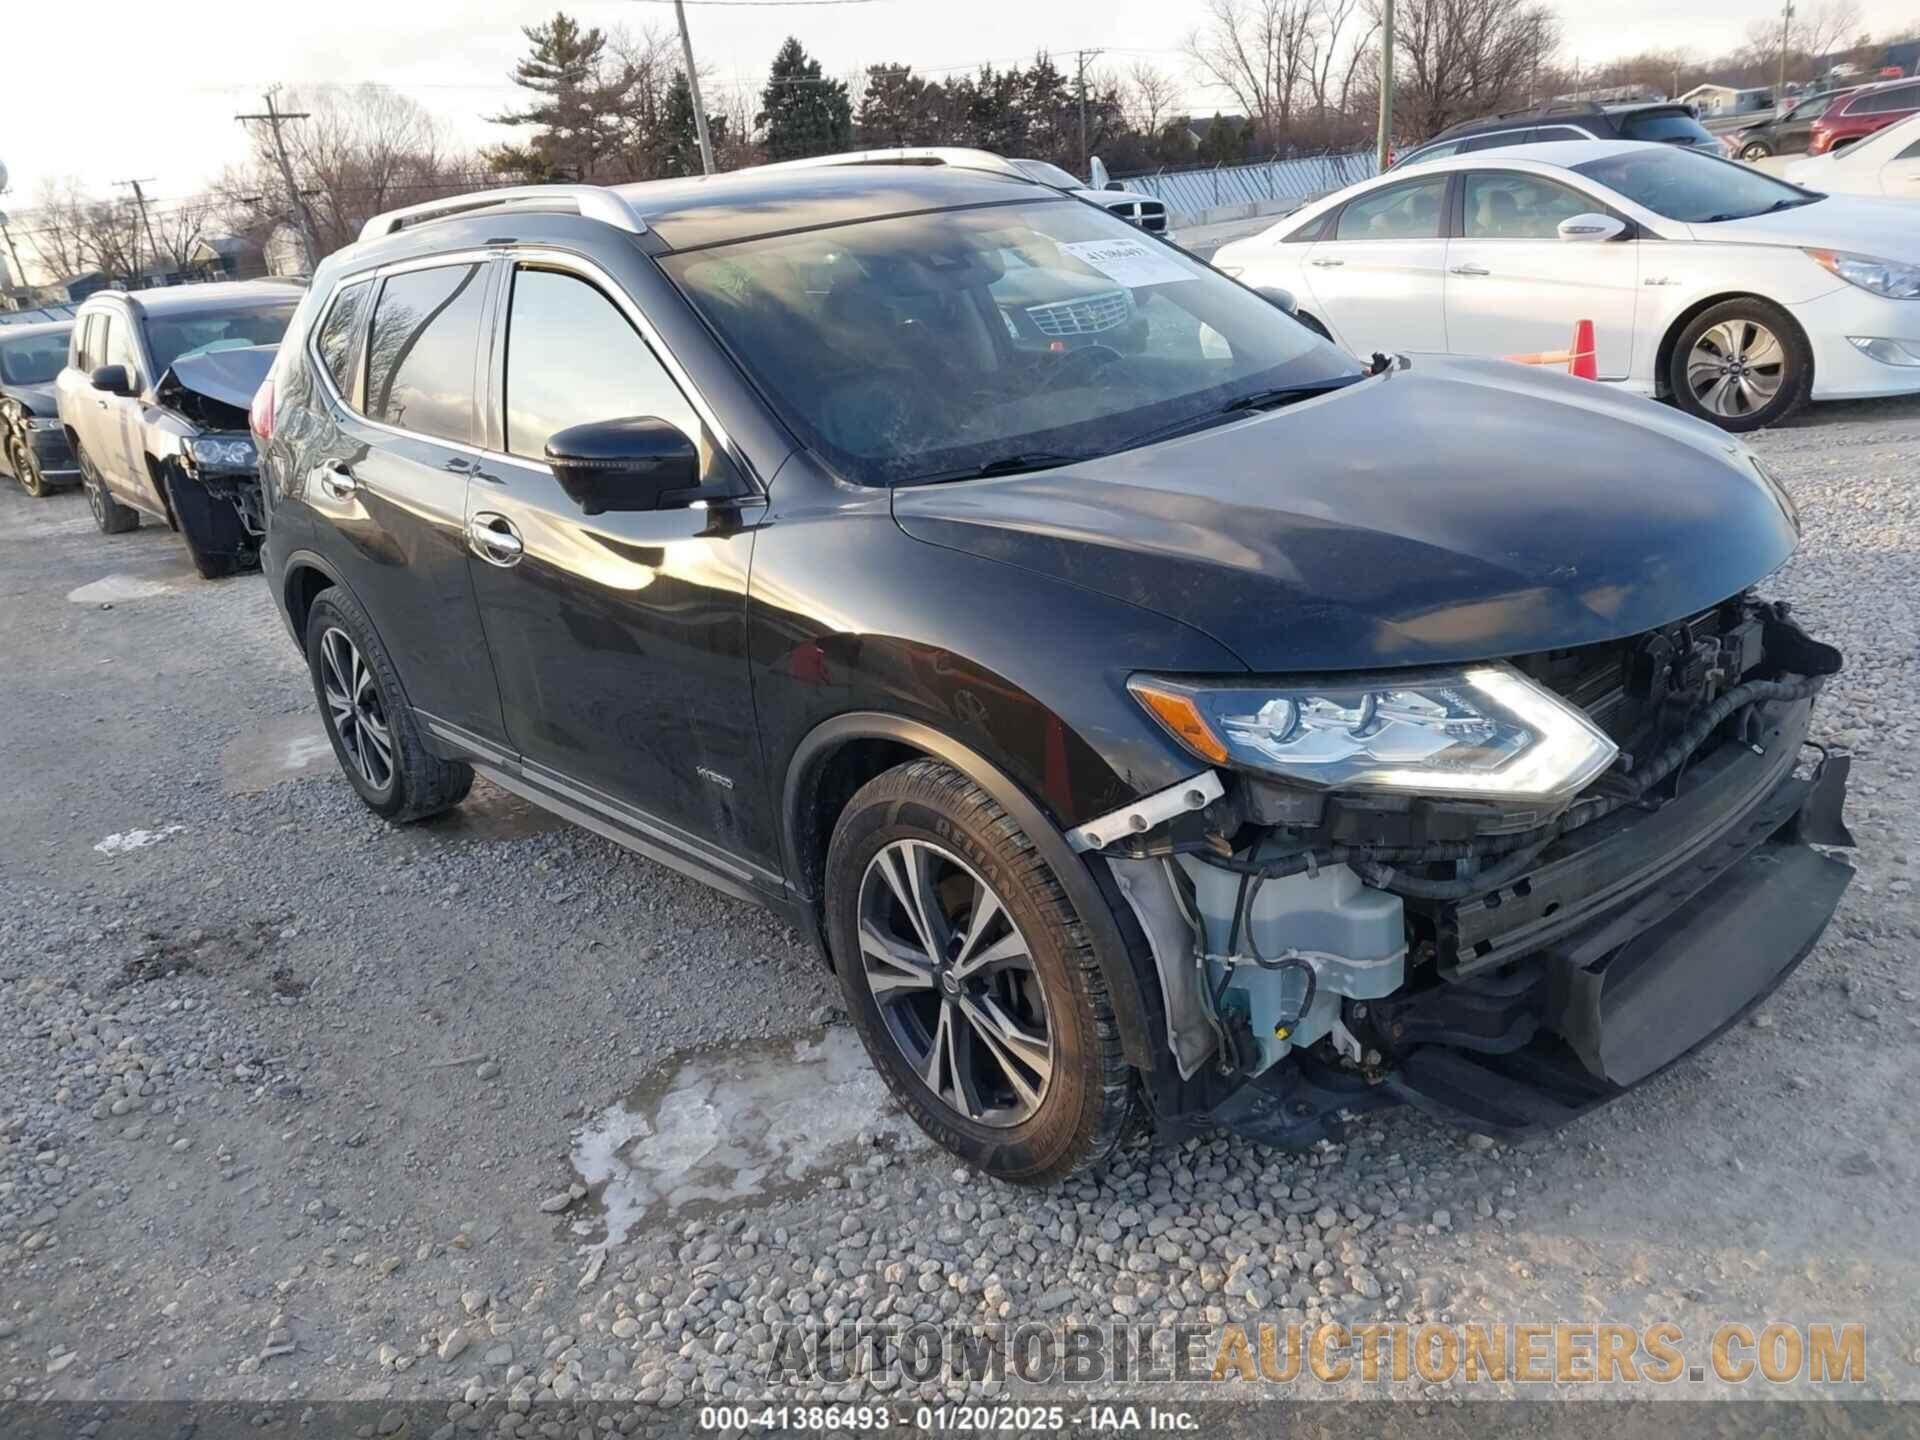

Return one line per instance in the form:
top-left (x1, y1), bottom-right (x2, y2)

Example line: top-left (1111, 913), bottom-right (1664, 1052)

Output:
top-left (1175, 855), bottom-right (1406, 1073)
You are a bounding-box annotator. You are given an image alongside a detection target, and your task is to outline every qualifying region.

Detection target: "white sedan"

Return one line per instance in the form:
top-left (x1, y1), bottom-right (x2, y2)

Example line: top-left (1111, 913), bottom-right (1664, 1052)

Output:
top-left (1214, 139), bottom-right (1920, 430)
top-left (1785, 110), bottom-right (1920, 198)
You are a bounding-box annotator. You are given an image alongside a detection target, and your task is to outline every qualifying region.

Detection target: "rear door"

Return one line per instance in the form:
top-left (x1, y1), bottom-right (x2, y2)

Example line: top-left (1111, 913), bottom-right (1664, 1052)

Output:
top-left (302, 258), bottom-right (507, 746)
top-left (463, 255), bottom-right (775, 875)
top-left (1301, 172), bottom-right (1452, 354)
top-left (96, 312), bottom-right (167, 513)
top-left (1443, 169), bottom-right (1639, 379)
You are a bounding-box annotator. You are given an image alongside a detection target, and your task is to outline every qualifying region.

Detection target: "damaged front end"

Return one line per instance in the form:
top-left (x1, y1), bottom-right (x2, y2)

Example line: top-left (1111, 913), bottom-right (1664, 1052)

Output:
top-left (152, 347), bottom-right (276, 558)
top-left (1083, 594), bottom-right (1855, 1147)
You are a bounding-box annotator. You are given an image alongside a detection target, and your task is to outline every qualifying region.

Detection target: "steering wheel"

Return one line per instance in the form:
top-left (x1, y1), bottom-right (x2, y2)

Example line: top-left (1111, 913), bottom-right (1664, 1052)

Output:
top-left (1038, 344), bottom-right (1124, 391)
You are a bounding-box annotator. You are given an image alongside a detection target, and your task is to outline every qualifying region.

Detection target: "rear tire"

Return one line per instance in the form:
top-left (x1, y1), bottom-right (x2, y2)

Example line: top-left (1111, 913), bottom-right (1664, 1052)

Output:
top-left (1667, 298), bottom-right (1811, 433)
top-left (824, 759), bottom-right (1136, 1184)
top-left (304, 587), bottom-right (472, 822)
top-left (77, 444), bottom-right (139, 533)
top-left (161, 464), bottom-right (255, 579)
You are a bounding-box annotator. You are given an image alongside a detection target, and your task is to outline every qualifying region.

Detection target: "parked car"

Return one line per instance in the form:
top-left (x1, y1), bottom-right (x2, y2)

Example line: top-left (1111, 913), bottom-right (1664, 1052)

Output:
top-left (1213, 139), bottom-right (1920, 430)
top-left (54, 281), bottom-right (300, 575)
top-left (1393, 101), bottom-right (1724, 170)
top-left (1809, 77), bottom-right (1920, 154)
top-left (254, 166), bottom-right (1852, 1183)
top-left (1006, 156), bottom-right (1173, 237)
top-left (1730, 88), bottom-right (1856, 160)
top-left (1788, 110), bottom-right (1920, 197)
top-left (0, 321), bottom-right (80, 497)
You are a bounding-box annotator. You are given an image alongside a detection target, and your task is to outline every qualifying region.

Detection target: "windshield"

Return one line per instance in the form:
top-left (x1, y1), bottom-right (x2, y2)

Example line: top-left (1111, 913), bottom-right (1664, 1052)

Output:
top-left (1618, 111), bottom-right (1720, 147)
top-left (142, 304), bottom-right (296, 375)
top-left (1574, 147), bottom-right (1818, 222)
top-left (1012, 159), bottom-right (1086, 189)
top-left (664, 199), bottom-right (1357, 486)
top-left (0, 331), bottom-right (70, 386)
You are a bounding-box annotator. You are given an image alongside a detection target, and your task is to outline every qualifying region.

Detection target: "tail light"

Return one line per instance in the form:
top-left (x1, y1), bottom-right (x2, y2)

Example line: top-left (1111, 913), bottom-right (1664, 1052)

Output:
top-left (250, 378), bottom-right (276, 443)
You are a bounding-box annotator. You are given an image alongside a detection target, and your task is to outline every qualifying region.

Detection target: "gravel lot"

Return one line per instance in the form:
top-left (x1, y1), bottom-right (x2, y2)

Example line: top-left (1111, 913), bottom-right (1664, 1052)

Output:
top-left (2, 393), bottom-right (1917, 1429)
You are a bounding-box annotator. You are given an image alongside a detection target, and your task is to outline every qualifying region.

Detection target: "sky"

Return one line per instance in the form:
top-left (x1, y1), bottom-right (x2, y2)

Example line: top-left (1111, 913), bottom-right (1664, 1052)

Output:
top-left (0, 0), bottom-right (1910, 249)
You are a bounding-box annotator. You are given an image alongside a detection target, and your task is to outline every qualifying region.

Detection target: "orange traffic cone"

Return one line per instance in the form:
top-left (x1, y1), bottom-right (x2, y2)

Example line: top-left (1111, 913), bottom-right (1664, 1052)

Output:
top-left (1567, 319), bottom-right (1598, 381)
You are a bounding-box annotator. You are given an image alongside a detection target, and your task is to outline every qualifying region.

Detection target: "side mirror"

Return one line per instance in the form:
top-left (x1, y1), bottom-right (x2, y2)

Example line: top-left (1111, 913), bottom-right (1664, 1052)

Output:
top-left (90, 364), bottom-right (133, 397)
top-left (1256, 285), bottom-right (1300, 316)
top-left (544, 416), bottom-right (701, 516)
top-left (1557, 213), bottom-right (1628, 243)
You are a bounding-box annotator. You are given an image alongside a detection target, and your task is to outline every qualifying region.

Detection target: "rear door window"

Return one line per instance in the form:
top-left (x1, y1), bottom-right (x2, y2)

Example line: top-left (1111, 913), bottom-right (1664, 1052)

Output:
top-left (365, 264), bottom-right (486, 444)
top-left (315, 279), bottom-right (373, 404)
top-left (1335, 177), bottom-right (1449, 240)
top-left (1852, 83), bottom-right (1919, 114)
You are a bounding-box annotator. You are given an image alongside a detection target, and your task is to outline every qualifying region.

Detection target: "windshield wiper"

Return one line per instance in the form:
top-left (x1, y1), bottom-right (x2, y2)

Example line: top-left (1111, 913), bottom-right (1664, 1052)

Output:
top-left (910, 451), bottom-right (1084, 484)
top-left (1120, 374), bottom-right (1368, 450)
top-left (1702, 196), bottom-right (1819, 223)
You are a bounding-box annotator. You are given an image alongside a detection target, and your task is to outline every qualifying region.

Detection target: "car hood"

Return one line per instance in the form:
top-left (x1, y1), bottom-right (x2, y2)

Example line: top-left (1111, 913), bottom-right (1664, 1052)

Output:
top-left (158, 345), bottom-right (278, 414)
top-left (2, 380), bottom-right (59, 417)
top-left (1687, 195), bottom-right (1920, 259)
top-left (891, 357), bottom-right (1801, 671)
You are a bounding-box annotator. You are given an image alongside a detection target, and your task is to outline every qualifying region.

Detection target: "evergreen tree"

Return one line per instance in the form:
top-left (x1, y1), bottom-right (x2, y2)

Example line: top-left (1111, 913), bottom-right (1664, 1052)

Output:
top-left (757, 37), bottom-right (852, 161)
top-left (660, 70), bottom-right (728, 177)
top-left (855, 64), bottom-right (937, 147)
top-left (486, 12), bottom-right (625, 181)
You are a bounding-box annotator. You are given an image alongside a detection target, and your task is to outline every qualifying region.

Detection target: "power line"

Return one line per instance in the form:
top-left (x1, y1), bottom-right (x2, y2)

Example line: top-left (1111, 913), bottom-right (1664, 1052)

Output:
top-left (628, 0), bottom-right (892, 6)
top-left (237, 90), bottom-right (323, 272)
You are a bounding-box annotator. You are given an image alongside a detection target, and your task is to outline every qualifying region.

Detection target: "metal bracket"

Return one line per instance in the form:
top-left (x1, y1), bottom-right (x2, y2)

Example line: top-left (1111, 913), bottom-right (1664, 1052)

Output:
top-left (1066, 770), bottom-right (1225, 853)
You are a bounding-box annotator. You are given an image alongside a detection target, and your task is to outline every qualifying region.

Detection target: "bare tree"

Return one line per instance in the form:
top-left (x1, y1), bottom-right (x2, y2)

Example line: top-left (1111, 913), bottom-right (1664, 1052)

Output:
top-left (1305, 0), bottom-right (1378, 129)
top-left (1369, 0), bottom-right (1560, 141)
top-left (1125, 59), bottom-right (1182, 135)
top-left (20, 178), bottom-right (168, 286)
top-left (214, 85), bottom-right (475, 260)
top-left (1184, 0), bottom-right (1320, 145)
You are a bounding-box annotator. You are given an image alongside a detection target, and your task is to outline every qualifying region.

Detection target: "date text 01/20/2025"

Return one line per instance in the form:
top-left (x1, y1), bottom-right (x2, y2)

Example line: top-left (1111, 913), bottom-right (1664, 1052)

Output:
top-left (696, 1404), bottom-right (1202, 1431)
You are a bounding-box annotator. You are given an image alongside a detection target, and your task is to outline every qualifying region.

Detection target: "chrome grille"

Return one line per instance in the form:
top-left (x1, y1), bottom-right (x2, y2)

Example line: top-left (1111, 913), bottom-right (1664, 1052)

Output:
top-left (1106, 199), bottom-right (1169, 233)
top-left (1026, 290), bottom-right (1131, 337)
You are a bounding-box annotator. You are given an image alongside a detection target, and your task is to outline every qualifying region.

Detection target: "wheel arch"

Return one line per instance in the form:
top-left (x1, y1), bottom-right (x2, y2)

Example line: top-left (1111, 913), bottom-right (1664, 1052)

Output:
top-left (783, 712), bottom-right (1160, 1070)
top-left (1654, 291), bottom-right (1814, 400)
top-left (279, 547), bottom-right (358, 648)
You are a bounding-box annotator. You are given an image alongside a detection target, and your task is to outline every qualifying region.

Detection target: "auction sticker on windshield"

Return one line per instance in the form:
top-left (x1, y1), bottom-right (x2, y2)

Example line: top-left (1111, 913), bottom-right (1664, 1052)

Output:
top-left (1059, 238), bottom-right (1195, 288)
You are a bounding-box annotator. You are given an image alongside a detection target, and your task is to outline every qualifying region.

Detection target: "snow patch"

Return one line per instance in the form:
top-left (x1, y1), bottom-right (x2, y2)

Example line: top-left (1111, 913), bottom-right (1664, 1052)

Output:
top-left (94, 825), bottom-right (187, 856)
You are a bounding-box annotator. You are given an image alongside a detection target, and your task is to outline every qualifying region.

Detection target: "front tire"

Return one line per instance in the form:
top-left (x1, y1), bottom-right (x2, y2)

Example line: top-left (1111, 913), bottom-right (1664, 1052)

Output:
top-left (77, 444), bottom-right (139, 533)
top-left (9, 435), bottom-right (48, 498)
top-left (304, 588), bottom-right (472, 822)
top-left (1667, 298), bottom-right (1811, 432)
top-left (824, 760), bottom-right (1135, 1184)
top-left (1739, 140), bottom-right (1772, 161)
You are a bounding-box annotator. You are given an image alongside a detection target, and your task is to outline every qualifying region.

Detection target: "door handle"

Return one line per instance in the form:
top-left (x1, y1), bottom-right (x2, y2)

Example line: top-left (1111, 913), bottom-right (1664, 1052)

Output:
top-left (1449, 263), bottom-right (1491, 276)
top-left (317, 461), bottom-right (358, 500)
top-left (468, 511), bottom-right (524, 567)
top-left (1309, 257), bottom-right (1345, 268)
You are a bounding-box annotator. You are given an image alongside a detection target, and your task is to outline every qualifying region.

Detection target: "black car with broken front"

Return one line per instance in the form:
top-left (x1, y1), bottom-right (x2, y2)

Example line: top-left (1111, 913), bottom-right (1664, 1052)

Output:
top-left (253, 158), bottom-right (1854, 1184)
top-left (0, 321), bottom-right (80, 497)
top-left (54, 281), bottom-right (300, 576)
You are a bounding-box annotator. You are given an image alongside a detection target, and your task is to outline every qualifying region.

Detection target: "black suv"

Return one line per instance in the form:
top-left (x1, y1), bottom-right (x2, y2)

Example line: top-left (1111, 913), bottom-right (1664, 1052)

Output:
top-left (1394, 101), bottom-right (1724, 169)
top-left (254, 162), bottom-right (1853, 1183)
top-left (1730, 88), bottom-right (1855, 160)
top-left (0, 321), bottom-right (79, 496)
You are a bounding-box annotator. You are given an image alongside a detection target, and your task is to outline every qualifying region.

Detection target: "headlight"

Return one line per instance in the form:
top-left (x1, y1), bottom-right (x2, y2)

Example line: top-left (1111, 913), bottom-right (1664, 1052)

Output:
top-left (187, 435), bottom-right (257, 468)
top-left (1129, 662), bottom-right (1619, 803)
top-left (1806, 249), bottom-right (1920, 299)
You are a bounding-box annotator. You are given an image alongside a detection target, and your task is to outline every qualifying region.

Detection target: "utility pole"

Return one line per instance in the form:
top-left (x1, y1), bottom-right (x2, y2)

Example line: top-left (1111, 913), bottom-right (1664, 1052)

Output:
top-left (1777, 0), bottom-right (1795, 94)
top-left (674, 1), bottom-right (717, 175)
top-left (238, 91), bottom-right (321, 272)
top-left (115, 179), bottom-right (161, 281)
top-left (0, 214), bottom-right (24, 296)
top-left (1075, 49), bottom-right (1102, 178)
top-left (1375, 0), bottom-right (1394, 171)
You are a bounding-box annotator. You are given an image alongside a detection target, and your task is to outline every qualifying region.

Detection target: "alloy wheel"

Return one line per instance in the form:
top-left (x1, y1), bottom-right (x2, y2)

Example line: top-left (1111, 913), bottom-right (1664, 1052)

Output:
top-left (1686, 319), bottom-right (1785, 420)
top-left (85, 478), bottom-right (106, 527)
top-left (319, 627), bottom-right (395, 792)
top-left (857, 838), bottom-right (1053, 1128)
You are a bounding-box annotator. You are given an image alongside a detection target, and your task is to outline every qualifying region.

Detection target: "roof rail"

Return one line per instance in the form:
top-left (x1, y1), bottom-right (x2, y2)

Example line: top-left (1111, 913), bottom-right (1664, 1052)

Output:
top-left (357, 185), bottom-right (648, 244)
top-left (744, 147), bottom-right (1030, 182)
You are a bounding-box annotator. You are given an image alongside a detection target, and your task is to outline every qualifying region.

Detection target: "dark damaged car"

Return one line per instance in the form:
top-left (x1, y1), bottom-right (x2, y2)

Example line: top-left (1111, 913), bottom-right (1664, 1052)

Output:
top-left (56, 282), bottom-right (300, 576)
top-left (254, 166), bottom-right (1855, 1184)
top-left (0, 321), bottom-right (80, 497)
